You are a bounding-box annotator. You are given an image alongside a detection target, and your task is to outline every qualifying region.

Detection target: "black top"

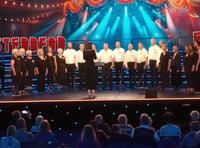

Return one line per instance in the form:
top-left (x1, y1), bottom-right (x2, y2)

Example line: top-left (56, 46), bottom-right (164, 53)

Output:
top-left (0, 62), bottom-right (4, 73)
top-left (56, 55), bottom-right (65, 69)
top-left (83, 50), bottom-right (97, 67)
top-left (18, 55), bottom-right (27, 73)
top-left (160, 52), bottom-right (170, 71)
top-left (171, 52), bottom-right (181, 70)
top-left (184, 52), bottom-right (196, 72)
top-left (35, 56), bottom-right (47, 73)
top-left (26, 57), bottom-right (35, 74)
top-left (11, 56), bottom-right (21, 73)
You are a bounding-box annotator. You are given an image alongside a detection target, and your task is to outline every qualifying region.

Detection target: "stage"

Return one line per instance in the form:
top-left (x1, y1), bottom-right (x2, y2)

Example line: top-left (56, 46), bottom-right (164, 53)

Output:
top-left (0, 88), bottom-right (200, 104)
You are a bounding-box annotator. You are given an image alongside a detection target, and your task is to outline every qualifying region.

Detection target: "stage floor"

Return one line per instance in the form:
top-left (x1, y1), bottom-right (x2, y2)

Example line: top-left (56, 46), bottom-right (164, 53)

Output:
top-left (0, 88), bottom-right (200, 104)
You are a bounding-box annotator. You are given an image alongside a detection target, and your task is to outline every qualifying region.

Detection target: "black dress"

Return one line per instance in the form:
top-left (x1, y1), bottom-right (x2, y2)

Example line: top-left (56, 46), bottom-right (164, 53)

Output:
top-left (83, 50), bottom-right (97, 90)
top-left (56, 55), bottom-right (66, 86)
top-left (46, 55), bottom-right (55, 86)
top-left (18, 55), bottom-right (27, 90)
top-left (11, 56), bottom-right (22, 86)
top-left (26, 57), bottom-right (35, 87)
top-left (160, 52), bottom-right (171, 89)
top-left (171, 53), bottom-right (181, 88)
top-left (184, 52), bottom-right (195, 88)
top-left (0, 62), bottom-right (5, 91)
top-left (35, 56), bottom-right (47, 92)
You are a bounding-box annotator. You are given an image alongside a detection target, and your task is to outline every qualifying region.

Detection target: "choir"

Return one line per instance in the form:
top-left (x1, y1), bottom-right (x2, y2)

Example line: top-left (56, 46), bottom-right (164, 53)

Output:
top-left (6, 39), bottom-right (200, 96)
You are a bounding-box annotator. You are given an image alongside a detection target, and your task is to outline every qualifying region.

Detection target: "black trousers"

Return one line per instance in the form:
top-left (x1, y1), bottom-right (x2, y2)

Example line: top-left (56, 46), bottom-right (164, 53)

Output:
top-left (47, 69), bottom-right (55, 87)
top-left (160, 70), bottom-right (169, 89)
top-left (171, 66), bottom-right (181, 88)
top-left (0, 73), bottom-right (5, 90)
top-left (127, 62), bottom-right (136, 85)
top-left (115, 62), bottom-right (123, 86)
top-left (37, 72), bottom-right (45, 92)
top-left (137, 62), bottom-right (146, 87)
top-left (19, 71), bottom-right (26, 91)
top-left (185, 69), bottom-right (195, 88)
top-left (149, 60), bottom-right (158, 87)
top-left (66, 64), bottom-right (75, 88)
top-left (78, 63), bottom-right (85, 87)
top-left (102, 62), bottom-right (112, 88)
top-left (26, 72), bottom-right (34, 87)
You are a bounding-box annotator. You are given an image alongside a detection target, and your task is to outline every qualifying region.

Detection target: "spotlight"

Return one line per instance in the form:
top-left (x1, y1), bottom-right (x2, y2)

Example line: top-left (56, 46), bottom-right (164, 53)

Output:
top-left (4, 1), bottom-right (7, 4)
top-left (5, 18), bottom-right (7, 21)
top-left (52, 4), bottom-right (55, 8)
top-left (13, 1), bottom-right (16, 5)
top-left (109, 7), bottom-right (113, 13)
top-left (34, 4), bottom-right (38, 8)
top-left (28, 4), bottom-right (31, 7)
top-left (20, 2), bottom-right (24, 6)
top-left (41, 4), bottom-right (44, 8)
top-left (47, 5), bottom-right (49, 8)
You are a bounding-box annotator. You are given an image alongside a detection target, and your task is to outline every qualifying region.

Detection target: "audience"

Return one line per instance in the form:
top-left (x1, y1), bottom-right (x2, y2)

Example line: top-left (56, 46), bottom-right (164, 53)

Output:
top-left (0, 125), bottom-right (21, 148)
top-left (15, 118), bottom-right (34, 147)
top-left (35, 119), bottom-right (57, 147)
top-left (132, 113), bottom-right (160, 146)
top-left (117, 114), bottom-right (133, 136)
top-left (31, 115), bottom-right (44, 134)
top-left (76, 124), bottom-right (101, 148)
top-left (2, 109), bottom-right (200, 147)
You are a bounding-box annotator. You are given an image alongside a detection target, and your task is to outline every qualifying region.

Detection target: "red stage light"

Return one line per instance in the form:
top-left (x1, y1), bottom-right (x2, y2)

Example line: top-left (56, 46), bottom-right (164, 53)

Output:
top-left (47, 5), bottom-right (49, 8)
top-left (4, 1), bottom-right (8, 4)
top-left (34, 4), bottom-right (38, 8)
top-left (52, 4), bottom-right (55, 8)
top-left (41, 4), bottom-right (44, 8)
top-left (28, 4), bottom-right (31, 7)
top-left (13, 1), bottom-right (16, 5)
top-left (20, 3), bottom-right (24, 6)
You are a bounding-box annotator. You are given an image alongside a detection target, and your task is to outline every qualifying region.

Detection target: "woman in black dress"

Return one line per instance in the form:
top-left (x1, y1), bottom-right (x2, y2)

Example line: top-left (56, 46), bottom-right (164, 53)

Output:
top-left (35, 48), bottom-right (47, 93)
top-left (18, 48), bottom-right (27, 94)
top-left (84, 42), bottom-right (97, 99)
top-left (195, 40), bottom-right (200, 91)
top-left (183, 44), bottom-right (196, 93)
top-left (25, 50), bottom-right (35, 93)
top-left (10, 48), bottom-right (22, 96)
top-left (171, 45), bottom-right (181, 90)
top-left (46, 46), bottom-right (57, 92)
top-left (160, 44), bottom-right (171, 91)
top-left (56, 48), bottom-right (67, 90)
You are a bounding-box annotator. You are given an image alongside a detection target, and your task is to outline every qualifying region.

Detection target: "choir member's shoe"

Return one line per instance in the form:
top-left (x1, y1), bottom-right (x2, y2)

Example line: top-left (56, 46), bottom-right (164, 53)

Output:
top-left (88, 95), bottom-right (92, 99)
top-left (91, 95), bottom-right (96, 99)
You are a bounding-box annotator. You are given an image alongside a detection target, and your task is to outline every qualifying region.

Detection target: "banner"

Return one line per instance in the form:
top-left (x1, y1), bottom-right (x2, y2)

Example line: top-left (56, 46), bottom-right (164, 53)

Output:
top-left (193, 31), bottom-right (200, 42)
top-left (0, 36), bottom-right (66, 53)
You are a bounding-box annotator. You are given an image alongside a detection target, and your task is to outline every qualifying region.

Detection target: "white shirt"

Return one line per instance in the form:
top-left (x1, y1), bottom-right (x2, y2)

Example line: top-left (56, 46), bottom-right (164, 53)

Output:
top-left (137, 48), bottom-right (148, 63)
top-left (113, 47), bottom-right (125, 62)
top-left (99, 49), bottom-right (114, 64)
top-left (63, 48), bottom-right (76, 64)
top-left (124, 49), bottom-right (137, 67)
top-left (76, 50), bottom-right (85, 67)
top-left (148, 44), bottom-right (162, 65)
top-left (160, 123), bottom-right (182, 139)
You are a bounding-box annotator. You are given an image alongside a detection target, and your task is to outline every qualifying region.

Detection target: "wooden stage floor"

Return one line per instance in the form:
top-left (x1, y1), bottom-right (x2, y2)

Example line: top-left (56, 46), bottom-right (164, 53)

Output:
top-left (0, 88), bottom-right (200, 104)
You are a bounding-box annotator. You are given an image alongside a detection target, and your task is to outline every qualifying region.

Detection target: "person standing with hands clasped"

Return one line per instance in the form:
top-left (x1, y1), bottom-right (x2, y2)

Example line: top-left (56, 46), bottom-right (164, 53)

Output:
top-left (83, 41), bottom-right (97, 99)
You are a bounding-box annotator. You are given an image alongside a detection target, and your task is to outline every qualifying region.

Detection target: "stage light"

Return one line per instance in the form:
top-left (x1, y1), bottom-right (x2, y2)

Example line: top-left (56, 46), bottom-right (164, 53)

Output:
top-left (57, 4), bottom-right (60, 7)
top-left (90, 110), bottom-right (94, 113)
top-left (34, 4), bottom-right (38, 8)
top-left (125, 105), bottom-right (128, 108)
top-left (113, 112), bottom-right (116, 115)
top-left (13, 1), bottom-right (16, 5)
top-left (132, 16), bottom-right (143, 35)
top-left (110, 16), bottom-right (120, 37)
top-left (5, 18), bottom-right (7, 21)
top-left (4, 1), bottom-right (7, 4)
top-left (152, 113), bottom-right (155, 116)
top-left (136, 110), bottom-right (139, 114)
top-left (66, 112), bottom-right (69, 115)
top-left (123, 6), bottom-right (131, 40)
top-left (82, 36), bottom-right (87, 40)
top-left (0, 109), bottom-right (2, 112)
top-left (104, 27), bottom-right (110, 39)
top-left (152, 10), bottom-right (166, 22)
top-left (89, 7), bottom-right (112, 39)
top-left (47, 4), bottom-right (49, 8)
top-left (103, 104), bottom-right (107, 107)
top-left (67, 12), bottom-right (100, 40)
top-left (28, 4), bottom-right (31, 8)
top-left (59, 128), bottom-right (62, 131)
top-left (20, 2), bottom-right (24, 6)
top-left (74, 122), bottom-right (78, 125)
top-left (52, 4), bottom-right (55, 8)
top-left (41, 4), bottom-right (44, 8)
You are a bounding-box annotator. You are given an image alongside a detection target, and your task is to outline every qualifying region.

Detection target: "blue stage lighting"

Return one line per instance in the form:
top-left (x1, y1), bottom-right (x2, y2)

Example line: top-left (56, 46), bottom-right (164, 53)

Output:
top-left (89, 7), bottom-right (113, 39)
top-left (67, 12), bottom-right (100, 40)
top-left (123, 6), bottom-right (131, 39)
top-left (110, 17), bottom-right (120, 37)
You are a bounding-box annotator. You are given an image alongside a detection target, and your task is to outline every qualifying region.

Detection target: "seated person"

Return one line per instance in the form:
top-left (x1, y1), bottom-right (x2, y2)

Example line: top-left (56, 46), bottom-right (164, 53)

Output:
top-left (34, 120), bottom-right (57, 147)
top-left (160, 111), bottom-right (182, 140)
top-left (95, 114), bottom-right (111, 136)
top-left (132, 113), bottom-right (160, 146)
top-left (15, 117), bottom-right (34, 146)
top-left (31, 115), bottom-right (44, 134)
top-left (117, 114), bottom-right (133, 136)
top-left (181, 121), bottom-right (200, 148)
top-left (0, 125), bottom-right (21, 148)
